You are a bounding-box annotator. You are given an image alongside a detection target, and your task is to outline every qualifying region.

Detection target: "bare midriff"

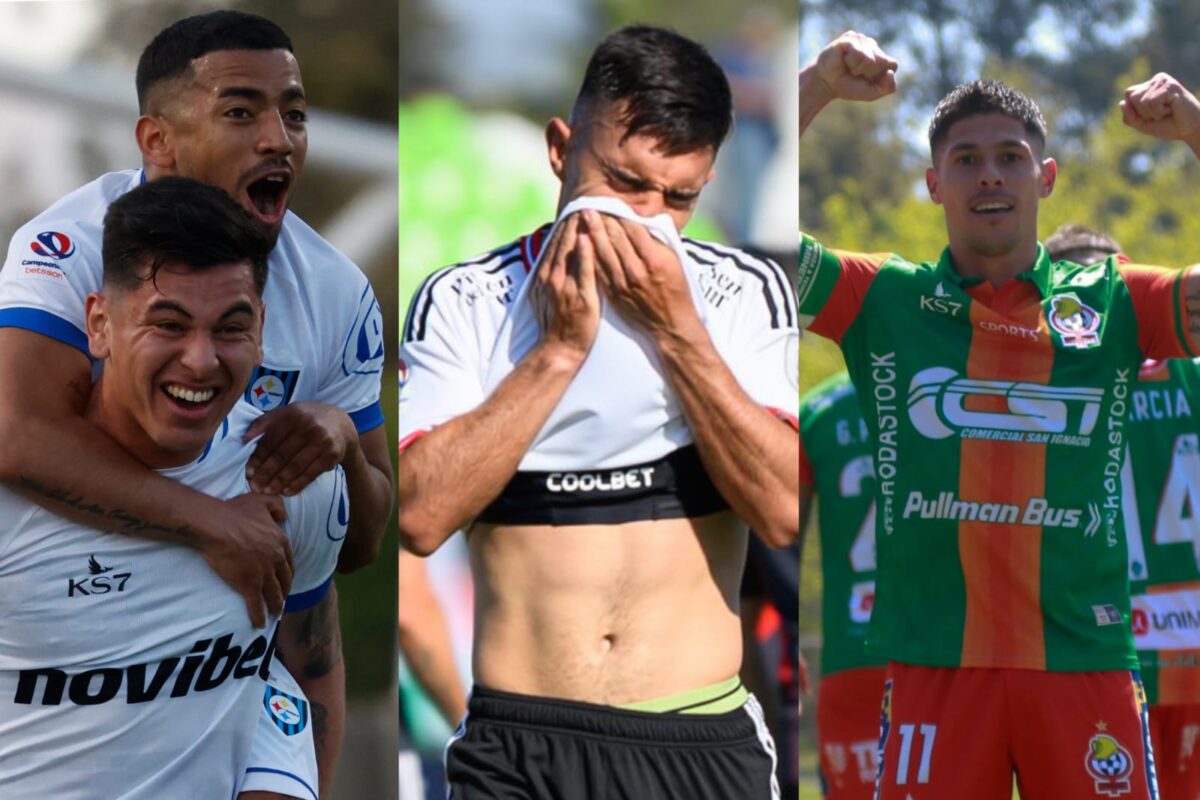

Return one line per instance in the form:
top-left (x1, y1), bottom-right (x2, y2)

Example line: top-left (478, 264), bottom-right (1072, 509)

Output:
top-left (468, 510), bottom-right (746, 705)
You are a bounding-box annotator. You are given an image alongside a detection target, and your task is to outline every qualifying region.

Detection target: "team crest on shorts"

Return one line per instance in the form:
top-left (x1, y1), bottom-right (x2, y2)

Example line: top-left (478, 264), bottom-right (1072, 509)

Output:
top-left (1085, 732), bottom-right (1134, 797)
top-left (1048, 293), bottom-right (1101, 349)
top-left (264, 685), bottom-right (309, 736)
top-left (244, 366), bottom-right (299, 411)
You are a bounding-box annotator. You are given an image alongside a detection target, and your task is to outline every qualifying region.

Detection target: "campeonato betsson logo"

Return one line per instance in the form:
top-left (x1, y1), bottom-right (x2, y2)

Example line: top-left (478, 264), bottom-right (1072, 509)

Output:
top-left (907, 366), bottom-right (1104, 442)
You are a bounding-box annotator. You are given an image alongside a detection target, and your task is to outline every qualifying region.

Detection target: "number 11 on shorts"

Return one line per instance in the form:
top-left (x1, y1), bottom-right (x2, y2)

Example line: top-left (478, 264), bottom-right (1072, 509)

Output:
top-left (895, 723), bottom-right (936, 785)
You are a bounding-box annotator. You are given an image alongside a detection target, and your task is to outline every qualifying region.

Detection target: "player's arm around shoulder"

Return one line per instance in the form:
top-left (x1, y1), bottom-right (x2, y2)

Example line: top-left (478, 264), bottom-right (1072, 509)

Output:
top-left (397, 220), bottom-right (601, 555)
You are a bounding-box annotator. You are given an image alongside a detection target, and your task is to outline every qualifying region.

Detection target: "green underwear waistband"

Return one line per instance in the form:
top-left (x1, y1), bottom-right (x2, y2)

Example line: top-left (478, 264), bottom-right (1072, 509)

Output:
top-left (619, 675), bottom-right (748, 715)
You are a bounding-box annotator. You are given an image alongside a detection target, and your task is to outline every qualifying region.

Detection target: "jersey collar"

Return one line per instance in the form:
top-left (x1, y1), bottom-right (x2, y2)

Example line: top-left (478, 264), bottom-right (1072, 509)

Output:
top-left (934, 242), bottom-right (1053, 297)
top-left (520, 224), bottom-right (553, 273)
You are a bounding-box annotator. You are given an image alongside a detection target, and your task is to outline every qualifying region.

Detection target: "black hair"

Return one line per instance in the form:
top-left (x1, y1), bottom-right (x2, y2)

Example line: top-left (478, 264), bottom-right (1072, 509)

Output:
top-left (1044, 223), bottom-right (1121, 265)
top-left (928, 79), bottom-right (1047, 159)
top-left (136, 10), bottom-right (292, 112)
top-left (574, 25), bottom-right (732, 155)
top-left (102, 177), bottom-right (271, 294)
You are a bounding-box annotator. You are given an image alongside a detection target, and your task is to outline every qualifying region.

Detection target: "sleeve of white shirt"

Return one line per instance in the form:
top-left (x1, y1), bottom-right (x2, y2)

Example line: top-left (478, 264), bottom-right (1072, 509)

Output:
top-left (699, 244), bottom-right (800, 425)
top-left (0, 217), bottom-right (103, 357)
top-left (315, 267), bottom-right (386, 435)
top-left (397, 265), bottom-right (487, 448)
top-left (282, 464), bottom-right (347, 612)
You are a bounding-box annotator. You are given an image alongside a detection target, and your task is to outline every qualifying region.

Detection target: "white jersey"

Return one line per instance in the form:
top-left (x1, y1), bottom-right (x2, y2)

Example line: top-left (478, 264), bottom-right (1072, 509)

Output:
top-left (399, 203), bottom-right (799, 469)
top-left (0, 169), bottom-right (385, 433)
top-left (0, 404), bottom-right (348, 799)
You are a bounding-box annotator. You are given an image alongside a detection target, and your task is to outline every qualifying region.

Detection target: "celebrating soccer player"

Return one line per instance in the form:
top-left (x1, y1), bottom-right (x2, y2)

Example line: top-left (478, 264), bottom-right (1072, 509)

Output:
top-left (799, 30), bottom-right (1200, 799)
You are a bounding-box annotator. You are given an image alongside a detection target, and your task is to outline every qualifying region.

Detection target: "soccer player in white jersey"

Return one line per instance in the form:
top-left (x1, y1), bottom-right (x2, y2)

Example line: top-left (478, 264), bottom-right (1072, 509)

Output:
top-left (0, 10), bottom-right (393, 629)
top-left (398, 26), bottom-right (800, 799)
top-left (0, 177), bottom-right (344, 799)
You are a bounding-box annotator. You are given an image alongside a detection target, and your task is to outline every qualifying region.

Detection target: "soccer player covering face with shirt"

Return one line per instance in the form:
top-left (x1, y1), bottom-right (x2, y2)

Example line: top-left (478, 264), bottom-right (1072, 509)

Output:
top-left (800, 31), bottom-right (1200, 799)
top-left (0, 178), bottom-right (346, 800)
top-left (398, 26), bottom-right (800, 800)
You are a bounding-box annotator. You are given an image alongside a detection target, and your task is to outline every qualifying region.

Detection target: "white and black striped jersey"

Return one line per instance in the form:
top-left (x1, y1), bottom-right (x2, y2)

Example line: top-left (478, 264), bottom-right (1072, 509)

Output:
top-left (0, 403), bottom-right (346, 799)
top-left (0, 169), bottom-right (385, 434)
top-left (399, 200), bottom-right (799, 479)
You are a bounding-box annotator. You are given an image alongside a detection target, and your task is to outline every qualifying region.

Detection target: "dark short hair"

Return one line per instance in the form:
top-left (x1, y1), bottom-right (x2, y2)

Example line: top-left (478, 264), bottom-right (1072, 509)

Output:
top-left (574, 25), bottom-right (732, 155)
top-left (136, 10), bottom-right (293, 113)
top-left (928, 79), bottom-right (1047, 159)
top-left (102, 177), bottom-right (271, 294)
top-left (1044, 223), bottom-right (1121, 265)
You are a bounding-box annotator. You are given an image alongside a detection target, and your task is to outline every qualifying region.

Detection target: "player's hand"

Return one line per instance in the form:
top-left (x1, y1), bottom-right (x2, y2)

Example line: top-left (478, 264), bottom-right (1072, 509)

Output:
top-left (532, 211), bottom-right (602, 362)
top-left (810, 31), bottom-right (897, 104)
top-left (244, 402), bottom-right (357, 495)
top-left (586, 211), bottom-right (699, 339)
top-left (201, 492), bottom-right (293, 628)
top-left (1121, 73), bottom-right (1200, 147)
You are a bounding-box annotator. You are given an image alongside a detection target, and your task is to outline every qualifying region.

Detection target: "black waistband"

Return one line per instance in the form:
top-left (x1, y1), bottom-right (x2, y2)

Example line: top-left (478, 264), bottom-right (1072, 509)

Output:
top-left (466, 686), bottom-right (757, 744)
top-left (477, 445), bottom-right (730, 525)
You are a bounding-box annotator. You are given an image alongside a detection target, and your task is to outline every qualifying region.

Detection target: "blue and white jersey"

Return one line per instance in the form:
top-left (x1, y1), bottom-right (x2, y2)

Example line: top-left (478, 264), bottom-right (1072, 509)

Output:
top-left (0, 169), bottom-right (384, 433)
top-left (399, 198), bottom-right (799, 472)
top-left (0, 404), bottom-right (348, 799)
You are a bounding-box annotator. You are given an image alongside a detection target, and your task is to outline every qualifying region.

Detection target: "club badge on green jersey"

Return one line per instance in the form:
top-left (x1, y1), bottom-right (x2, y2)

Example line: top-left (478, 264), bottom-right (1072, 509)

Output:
top-left (1049, 293), bottom-right (1102, 349)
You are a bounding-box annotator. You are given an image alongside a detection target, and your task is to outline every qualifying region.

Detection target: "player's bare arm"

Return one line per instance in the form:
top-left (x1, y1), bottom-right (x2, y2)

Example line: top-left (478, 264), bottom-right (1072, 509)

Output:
top-left (397, 214), bottom-right (602, 555)
top-left (587, 212), bottom-right (799, 546)
top-left (0, 328), bottom-right (293, 628)
top-left (275, 583), bottom-right (344, 798)
top-left (1121, 72), bottom-right (1200, 352)
top-left (799, 31), bottom-right (898, 138)
top-left (244, 405), bottom-right (393, 572)
top-left (397, 552), bottom-right (467, 724)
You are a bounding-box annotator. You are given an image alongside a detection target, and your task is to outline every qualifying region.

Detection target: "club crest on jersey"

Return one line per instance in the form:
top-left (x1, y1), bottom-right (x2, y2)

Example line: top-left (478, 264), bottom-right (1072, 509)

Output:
top-left (1049, 293), bottom-right (1101, 349)
top-left (1085, 732), bottom-right (1134, 797)
top-left (342, 288), bottom-right (385, 376)
top-left (264, 685), bottom-right (309, 736)
top-left (30, 231), bottom-right (75, 260)
top-left (244, 367), bottom-right (299, 411)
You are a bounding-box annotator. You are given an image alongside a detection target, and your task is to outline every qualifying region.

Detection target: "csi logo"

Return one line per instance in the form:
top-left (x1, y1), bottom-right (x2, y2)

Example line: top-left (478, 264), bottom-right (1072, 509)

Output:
top-left (67, 555), bottom-right (131, 598)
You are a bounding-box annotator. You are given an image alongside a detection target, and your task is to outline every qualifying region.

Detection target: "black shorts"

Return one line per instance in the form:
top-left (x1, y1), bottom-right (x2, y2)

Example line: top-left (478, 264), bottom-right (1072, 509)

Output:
top-left (445, 686), bottom-right (780, 799)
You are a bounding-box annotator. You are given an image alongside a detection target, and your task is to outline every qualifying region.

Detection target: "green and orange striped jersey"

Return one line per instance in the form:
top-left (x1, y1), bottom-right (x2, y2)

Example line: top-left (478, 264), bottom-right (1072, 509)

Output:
top-left (1123, 358), bottom-right (1200, 703)
top-left (799, 372), bottom-right (887, 676)
top-left (799, 234), bottom-right (1197, 671)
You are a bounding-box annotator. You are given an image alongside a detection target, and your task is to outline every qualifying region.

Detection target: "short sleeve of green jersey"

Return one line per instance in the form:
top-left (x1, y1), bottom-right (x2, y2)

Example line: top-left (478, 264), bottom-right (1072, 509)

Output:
top-left (798, 233), bottom-right (843, 324)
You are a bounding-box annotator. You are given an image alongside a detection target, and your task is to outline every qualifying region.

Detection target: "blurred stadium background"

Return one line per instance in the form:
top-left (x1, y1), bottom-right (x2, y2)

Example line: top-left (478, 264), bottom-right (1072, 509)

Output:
top-left (398, 0), bottom-right (798, 797)
top-left (0, 1), bottom-right (398, 797)
top-left (800, 1), bottom-right (1200, 797)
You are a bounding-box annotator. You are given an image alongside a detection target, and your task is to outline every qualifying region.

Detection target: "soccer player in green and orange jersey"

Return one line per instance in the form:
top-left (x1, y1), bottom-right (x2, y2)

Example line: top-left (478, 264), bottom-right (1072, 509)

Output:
top-left (799, 31), bottom-right (1200, 799)
top-left (1047, 224), bottom-right (1200, 800)
top-left (799, 373), bottom-right (886, 800)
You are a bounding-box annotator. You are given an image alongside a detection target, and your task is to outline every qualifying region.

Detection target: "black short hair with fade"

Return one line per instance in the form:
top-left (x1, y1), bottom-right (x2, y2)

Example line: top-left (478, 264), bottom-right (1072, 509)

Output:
top-left (136, 10), bottom-right (293, 113)
top-left (575, 25), bottom-right (732, 155)
top-left (102, 177), bottom-right (271, 295)
top-left (928, 79), bottom-right (1047, 159)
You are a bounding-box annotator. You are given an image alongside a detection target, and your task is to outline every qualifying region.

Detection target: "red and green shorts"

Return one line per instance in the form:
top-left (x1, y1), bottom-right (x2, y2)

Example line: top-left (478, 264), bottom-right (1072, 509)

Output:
top-left (818, 666), bottom-right (887, 800)
top-left (876, 663), bottom-right (1158, 800)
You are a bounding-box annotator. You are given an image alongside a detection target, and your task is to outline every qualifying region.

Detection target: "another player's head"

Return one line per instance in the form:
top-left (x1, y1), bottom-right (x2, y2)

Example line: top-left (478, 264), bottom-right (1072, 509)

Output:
top-left (86, 177), bottom-right (271, 469)
top-left (924, 80), bottom-right (1056, 264)
top-left (546, 25), bottom-right (733, 230)
top-left (1045, 223), bottom-right (1121, 266)
top-left (134, 10), bottom-right (305, 240)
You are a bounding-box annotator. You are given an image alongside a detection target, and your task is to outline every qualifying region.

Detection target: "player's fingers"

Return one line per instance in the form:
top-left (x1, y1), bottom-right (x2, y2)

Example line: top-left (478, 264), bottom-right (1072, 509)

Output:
top-left (251, 435), bottom-right (314, 492)
top-left (279, 450), bottom-right (335, 496)
top-left (587, 212), bottom-right (623, 295)
top-left (575, 225), bottom-right (598, 301)
top-left (263, 569), bottom-right (286, 621)
top-left (263, 492), bottom-right (288, 524)
top-left (243, 407), bottom-right (278, 444)
top-left (244, 583), bottom-right (267, 629)
top-left (604, 216), bottom-right (644, 283)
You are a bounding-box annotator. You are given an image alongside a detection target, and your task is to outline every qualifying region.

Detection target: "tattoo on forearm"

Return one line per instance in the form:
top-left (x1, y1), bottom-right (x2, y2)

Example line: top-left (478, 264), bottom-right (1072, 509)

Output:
top-left (16, 475), bottom-right (198, 542)
top-left (311, 700), bottom-right (328, 754)
top-left (282, 590), bottom-right (343, 679)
